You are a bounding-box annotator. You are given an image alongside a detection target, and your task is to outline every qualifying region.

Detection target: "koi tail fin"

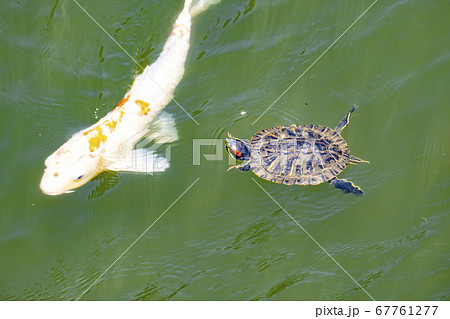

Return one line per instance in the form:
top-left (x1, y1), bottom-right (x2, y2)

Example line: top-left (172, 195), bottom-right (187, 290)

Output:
top-left (190, 0), bottom-right (221, 17)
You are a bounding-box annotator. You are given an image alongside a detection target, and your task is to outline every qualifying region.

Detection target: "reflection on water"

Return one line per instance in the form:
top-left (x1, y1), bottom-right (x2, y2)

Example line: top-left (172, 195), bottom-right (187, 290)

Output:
top-left (88, 172), bottom-right (121, 199)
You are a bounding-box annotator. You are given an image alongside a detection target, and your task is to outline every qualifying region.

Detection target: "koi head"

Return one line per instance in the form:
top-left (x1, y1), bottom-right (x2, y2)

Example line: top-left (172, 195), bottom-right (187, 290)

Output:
top-left (40, 132), bottom-right (104, 195)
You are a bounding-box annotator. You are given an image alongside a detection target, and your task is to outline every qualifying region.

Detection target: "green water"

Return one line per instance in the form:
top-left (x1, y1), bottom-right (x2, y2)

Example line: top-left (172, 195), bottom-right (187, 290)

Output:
top-left (0, 0), bottom-right (449, 300)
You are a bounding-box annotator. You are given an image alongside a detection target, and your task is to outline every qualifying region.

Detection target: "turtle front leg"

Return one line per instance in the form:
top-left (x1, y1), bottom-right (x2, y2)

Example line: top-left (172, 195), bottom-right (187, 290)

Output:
top-left (329, 178), bottom-right (363, 196)
top-left (227, 161), bottom-right (250, 172)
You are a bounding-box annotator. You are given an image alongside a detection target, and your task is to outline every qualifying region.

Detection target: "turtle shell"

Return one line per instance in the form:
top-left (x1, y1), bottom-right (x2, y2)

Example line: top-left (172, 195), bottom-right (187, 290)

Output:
top-left (250, 124), bottom-right (350, 185)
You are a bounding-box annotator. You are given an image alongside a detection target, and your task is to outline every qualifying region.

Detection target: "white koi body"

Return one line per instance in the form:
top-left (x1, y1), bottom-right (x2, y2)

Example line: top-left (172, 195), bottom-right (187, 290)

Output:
top-left (40, 0), bottom-right (220, 195)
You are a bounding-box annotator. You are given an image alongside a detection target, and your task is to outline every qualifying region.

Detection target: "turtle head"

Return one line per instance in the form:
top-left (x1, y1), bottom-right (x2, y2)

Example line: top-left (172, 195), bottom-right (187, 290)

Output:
top-left (225, 133), bottom-right (251, 162)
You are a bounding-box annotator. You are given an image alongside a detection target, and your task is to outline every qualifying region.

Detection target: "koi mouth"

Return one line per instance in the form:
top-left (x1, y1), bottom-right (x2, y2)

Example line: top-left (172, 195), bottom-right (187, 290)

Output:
top-left (40, 174), bottom-right (76, 196)
top-left (40, 188), bottom-right (70, 196)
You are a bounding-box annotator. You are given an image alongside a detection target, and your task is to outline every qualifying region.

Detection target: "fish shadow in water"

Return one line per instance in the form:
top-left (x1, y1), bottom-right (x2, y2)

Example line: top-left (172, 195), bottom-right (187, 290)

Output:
top-left (88, 171), bottom-right (121, 199)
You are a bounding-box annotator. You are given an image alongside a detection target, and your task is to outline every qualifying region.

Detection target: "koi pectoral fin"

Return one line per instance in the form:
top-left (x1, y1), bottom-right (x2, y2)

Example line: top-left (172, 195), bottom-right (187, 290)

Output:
top-left (106, 149), bottom-right (169, 173)
top-left (151, 111), bottom-right (179, 144)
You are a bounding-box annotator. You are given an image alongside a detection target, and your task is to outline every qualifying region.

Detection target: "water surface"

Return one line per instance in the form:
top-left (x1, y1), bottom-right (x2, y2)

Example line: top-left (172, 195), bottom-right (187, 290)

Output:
top-left (0, 0), bottom-right (448, 300)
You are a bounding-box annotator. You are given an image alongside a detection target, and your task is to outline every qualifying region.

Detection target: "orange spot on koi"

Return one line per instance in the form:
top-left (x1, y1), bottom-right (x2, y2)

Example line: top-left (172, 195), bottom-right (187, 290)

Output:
top-left (135, 99), bottom-right (151, 116)
top-left (116, 94), bottom-right (130, 108)
top-left (105, 120), bottom-right (118, 133)
top-left (56, 149), bottom-right (69, 155)
top-left (171, 24), bottom-right (188, 37)
top-left (88, 127), bottom-right (107, 152)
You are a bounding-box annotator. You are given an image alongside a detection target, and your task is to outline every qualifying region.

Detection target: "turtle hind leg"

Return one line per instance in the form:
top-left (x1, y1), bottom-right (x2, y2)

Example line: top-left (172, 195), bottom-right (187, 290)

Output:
top-left (349, 155), bottom-right (370, 164)
top-left (335, 104), bottom-right (358, 134)
top-left (329, 178), bottom-right (363, 196)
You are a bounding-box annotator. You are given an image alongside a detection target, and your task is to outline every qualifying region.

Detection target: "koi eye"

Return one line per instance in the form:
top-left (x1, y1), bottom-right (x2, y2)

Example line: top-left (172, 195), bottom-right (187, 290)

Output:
top-left (75, 175), bottom-right (84, 181)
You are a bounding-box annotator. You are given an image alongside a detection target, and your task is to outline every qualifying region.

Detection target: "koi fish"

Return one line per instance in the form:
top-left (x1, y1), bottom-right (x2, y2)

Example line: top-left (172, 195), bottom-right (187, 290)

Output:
top-left (40, 0), bottom-right (220, 195)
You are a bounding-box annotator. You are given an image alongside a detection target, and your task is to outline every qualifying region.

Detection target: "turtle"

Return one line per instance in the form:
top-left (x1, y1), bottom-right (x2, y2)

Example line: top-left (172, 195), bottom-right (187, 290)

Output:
top-left (225, 105), bottom-right (369, 195)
